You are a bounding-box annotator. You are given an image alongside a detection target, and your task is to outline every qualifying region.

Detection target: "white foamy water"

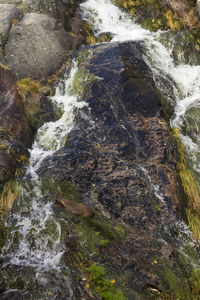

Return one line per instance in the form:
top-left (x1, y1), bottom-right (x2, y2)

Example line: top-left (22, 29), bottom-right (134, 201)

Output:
top-left (3, 61), bottom-right (87, 270)
top-left (28, 62), bottom-right (86, 179)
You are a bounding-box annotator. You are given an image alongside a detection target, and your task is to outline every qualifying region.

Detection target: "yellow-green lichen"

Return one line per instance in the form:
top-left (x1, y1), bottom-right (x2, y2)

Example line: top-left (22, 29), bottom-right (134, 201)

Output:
top-left (70, 67), bottom-right (98, 98)
top-left (190, 268), bottom-right (200, 297)
top-left (152, 259), bottom-right (191, 299)
top-left (0, 62), bottom-right (10, 71)
top-left (165, 10), bottom-right (181, 31)
top-left (41, 179), bottom-right (81, 202)
top-left (142, 17), bottom-right (164, 32)
top-left (17, 78), bottom-right (42, 102)
top-left (113, 0), bottom-right (183, 32)
top-left (0, 181), bottom-right (19, 213)
top-left (173, 128), bottom-right (200, 240)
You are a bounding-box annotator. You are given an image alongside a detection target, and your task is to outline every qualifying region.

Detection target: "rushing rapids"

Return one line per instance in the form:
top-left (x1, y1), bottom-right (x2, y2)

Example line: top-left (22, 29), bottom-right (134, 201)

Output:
top-left (0, 62), bottom-right (87, 297)
top-left (81, 0), bottom-right (200, 173)
top-left (1, 0), bottom-right (200, 298)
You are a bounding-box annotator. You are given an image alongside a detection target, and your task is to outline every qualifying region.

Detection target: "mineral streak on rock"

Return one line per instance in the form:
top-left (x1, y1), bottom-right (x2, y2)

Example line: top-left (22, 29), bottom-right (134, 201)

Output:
top-left (57, 196), bottom-right (94, 218)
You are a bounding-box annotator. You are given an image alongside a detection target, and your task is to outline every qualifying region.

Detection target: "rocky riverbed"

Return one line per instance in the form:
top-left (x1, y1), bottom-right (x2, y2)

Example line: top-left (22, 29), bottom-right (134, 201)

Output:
top-left (0, 0), bottom-right (200, 299)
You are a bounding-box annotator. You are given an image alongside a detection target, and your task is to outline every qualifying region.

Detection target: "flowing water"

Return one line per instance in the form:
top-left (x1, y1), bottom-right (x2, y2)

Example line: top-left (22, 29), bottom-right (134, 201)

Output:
top-left (81, 0), bottom-right (200, 177)
top-left (0, 61), bottom-right (87, 296)
top-left (80, 0), bottom-right (200, 175)
top-left (1, 0), bottom-right (200, 296)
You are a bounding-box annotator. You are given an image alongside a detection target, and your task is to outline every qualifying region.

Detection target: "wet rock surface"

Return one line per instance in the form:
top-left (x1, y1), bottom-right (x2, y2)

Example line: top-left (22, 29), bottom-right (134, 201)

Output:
top-left (157, 30), bottom-right (200, 65)
top-left (37, 42), bottom-right (200, 298)
top-left (0, 0), bottom-right (200, 299)
top-left (0, 68), bottom-right (32, 189)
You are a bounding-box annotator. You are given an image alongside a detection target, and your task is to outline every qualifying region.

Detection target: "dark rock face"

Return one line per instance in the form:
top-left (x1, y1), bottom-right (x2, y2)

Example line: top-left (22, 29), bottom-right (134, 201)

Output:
top-left (38, 42), bottom-right (196, 298)
top-left (0, 69), bottom-right (32, 188)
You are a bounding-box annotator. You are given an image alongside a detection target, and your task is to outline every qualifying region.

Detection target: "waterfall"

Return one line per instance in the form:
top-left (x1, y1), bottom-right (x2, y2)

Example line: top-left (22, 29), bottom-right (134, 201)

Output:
top-left (1, 61), bottom-right (87, 271)
top-left (1, 0), bottom-right (200, 297)
top-left (81, 0), bottom-right (200, 173)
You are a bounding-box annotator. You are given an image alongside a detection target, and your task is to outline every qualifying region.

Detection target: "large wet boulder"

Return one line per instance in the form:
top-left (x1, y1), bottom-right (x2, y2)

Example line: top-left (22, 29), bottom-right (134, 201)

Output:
top-left (5, 13), bottom-right (79, 79)
top-left (37, 41), bottom-right (200, 299)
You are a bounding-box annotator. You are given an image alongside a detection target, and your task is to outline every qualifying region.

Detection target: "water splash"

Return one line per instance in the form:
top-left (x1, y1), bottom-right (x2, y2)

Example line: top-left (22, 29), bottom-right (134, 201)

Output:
top-left (2, 60), bottom-right (87, 271)
top-left (1, 0), bottom-right (200, 292)
top-left (81, 0), bottom-right (200, 173)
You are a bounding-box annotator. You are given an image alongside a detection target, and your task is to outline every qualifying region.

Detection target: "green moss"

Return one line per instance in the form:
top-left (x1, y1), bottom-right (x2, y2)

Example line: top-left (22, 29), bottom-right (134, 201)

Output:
top-left (154, 204), bottom-right (161, 212)
top-left (11, 18), bottom-right (19, 25)
top-left (76, 49), bottom-right (92, 65)
top-left (64, 134), bottom-right (71, 146)
top-left (190, 268), bottom-right (200, 296)
top-left (98, 239), bottom-right (110, 248)
top-left (17, 78), bottom-right (42, 102)
top-left (186, 210), bottom-right (200, 241)
top-left (70, 67), bottom-right (98, 98)
top-left (0, 181), bottom-right (19, 212)
top-left (172, 128), bottom-right (200, 240)
top-left (88, 263), bottom-right (126, 300)
top-left (41, 179), bottom-right (81, 202)
top-left (24, 102), bottom-right (42, 128)
top-left (142, 17), bottom-right (164, 32)
top-left (113, 0), bottom-right (184, 32)
top-left (114, 224), bottom-right (126, 236)
top-left (152, 259), bottom-right (191, 299)
top-left (0, 220), bottom-right (6, 251)
top-left (165, 10), bottom-right (181, 31)
top-left (74, 215), bottom-right (123, 256)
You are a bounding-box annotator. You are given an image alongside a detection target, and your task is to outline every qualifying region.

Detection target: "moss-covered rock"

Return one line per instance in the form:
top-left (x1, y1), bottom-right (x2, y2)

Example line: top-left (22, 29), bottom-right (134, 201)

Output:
top-left (113, 0), bottom-right (200, 31)
top-left (70, 67), bottom-right (98, 98)
top-left (158, 30), bottom-right (200, 65)
top-left (0, 180), bottom-right (18, 213)
top-left (0, 67), bottom-right (32, 190)
top-left (80, 20), bottom-right (113, 45)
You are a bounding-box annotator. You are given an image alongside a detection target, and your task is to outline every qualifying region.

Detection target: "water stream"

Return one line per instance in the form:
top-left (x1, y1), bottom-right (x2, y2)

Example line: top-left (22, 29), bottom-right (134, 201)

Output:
top-left (0, 61), bottom-right (87, 295)
top-left (81, 0), bottom-right (200, 175)
top-left (1, 0), bottom-right (200, 296)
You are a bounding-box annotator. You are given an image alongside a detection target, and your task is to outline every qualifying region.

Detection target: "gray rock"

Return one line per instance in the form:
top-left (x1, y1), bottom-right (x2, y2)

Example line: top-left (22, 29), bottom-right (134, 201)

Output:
top-left (21, 0), bottom-right (84, 31)
top-left (0, 4), bottom-right (21, 46)
top-left (21, 11), bottom-right (56, 29)
top-left (22, 0), bottom-right (56, 14)
top-left (5, 13), bottom-right (77, 79)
